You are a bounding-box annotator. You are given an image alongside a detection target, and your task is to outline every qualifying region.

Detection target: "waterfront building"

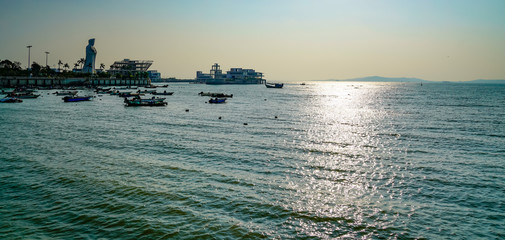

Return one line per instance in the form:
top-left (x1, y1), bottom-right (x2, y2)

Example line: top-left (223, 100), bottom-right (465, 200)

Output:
top-left (108, 59), bottom-right (153, 76)
top-left (196, 63), bottom-right (265, 84)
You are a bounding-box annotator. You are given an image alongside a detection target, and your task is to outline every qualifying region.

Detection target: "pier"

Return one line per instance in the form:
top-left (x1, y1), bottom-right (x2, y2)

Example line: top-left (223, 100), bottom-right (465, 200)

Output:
top-left (0, 76), bottom-right (151, 87)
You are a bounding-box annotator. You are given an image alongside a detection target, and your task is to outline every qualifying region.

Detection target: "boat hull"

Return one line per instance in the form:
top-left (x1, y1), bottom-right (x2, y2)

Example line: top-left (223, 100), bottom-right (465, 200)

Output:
top-left (63, 96), bottom-right (92, 102)
top-left (124, 97), bottom-right (167, 106)
top-left (0, 97), bottom-right (23, 103)
top-left (208, 98), bottom-right (226, 104)
top-left (265, 83), bottom-right (283, 88)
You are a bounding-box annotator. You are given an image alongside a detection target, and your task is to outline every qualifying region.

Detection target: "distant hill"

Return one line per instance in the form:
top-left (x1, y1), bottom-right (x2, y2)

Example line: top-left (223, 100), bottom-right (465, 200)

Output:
top-left (322, 76), bottom-right (431, 82)
top-left (463, 79), bottom-right (505, 84)
top-left (319, 76), bottom-right (505, 84)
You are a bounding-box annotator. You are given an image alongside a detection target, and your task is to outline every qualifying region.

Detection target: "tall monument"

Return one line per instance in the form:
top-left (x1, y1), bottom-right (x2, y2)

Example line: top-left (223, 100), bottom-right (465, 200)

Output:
top-left (83, 38), bottom-right (97, 73)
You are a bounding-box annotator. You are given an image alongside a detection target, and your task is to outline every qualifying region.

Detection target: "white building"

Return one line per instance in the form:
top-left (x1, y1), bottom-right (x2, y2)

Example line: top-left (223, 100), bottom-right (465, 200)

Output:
top-left (196, 63), bottom-right (264, 84)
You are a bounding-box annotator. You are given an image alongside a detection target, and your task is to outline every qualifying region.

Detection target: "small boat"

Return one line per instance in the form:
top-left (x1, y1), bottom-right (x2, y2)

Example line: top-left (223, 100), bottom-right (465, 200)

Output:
top-left (144, 85), bottom-right (158, 88)
top-left (54, 91), bottom-right (78, 96)
top-left (62, 96), bottom-right (93, 102)
top-left (119, 92), bottom-right (143, 98)
top-left (110, 90), bottom-right (132, 95)
top-left (208, 98), bottom-right (226, 104)
top-left (198, 92), bottom-right (233, 98)
top-left (138, 89), bottom-right (157, 94)
top-left (124, 97), bottom-right (167, 106)
top-left (265, 82), bottom-right (283, 88)
top-left (114, 86), bottom-right (138, 90)
top-left (8, 93), bottom-right (40, 99)
top-left (95, 87), bottom-right (111, 93)
top-left (0, 97), bottom-right (23, 103)
top-left (152, 91), bottom-right (174, 96)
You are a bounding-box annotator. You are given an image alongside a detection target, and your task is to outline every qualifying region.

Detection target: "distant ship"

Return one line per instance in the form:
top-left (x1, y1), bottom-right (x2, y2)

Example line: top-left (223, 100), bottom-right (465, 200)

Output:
top-left (196, 63), bottom-right (266, 85)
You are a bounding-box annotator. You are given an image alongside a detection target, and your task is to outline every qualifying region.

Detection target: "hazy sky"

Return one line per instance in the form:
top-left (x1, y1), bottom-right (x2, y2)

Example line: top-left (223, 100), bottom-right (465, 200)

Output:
top-left (1, 0), bottom-right (504, 81)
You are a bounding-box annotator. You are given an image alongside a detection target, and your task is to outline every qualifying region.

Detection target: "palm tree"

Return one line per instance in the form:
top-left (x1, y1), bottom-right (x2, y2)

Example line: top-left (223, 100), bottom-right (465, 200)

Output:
top-left (31, 62), bottom-right (41, 76)
top-left (57, 60), bottom-right (63, 71)
top-left (78, 58), bottom-right (85, 68)
top-left (74, 63), bottom-right (79, 70)
top-left (63, 63), bottom-right (70, 72)
top-left (100, 63), bottom-right (105, 70)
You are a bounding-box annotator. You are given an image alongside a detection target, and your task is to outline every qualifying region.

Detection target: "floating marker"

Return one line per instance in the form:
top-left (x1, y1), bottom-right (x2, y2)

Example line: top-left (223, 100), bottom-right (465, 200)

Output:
top-left (185, 109), bottom-right (189, 112)
top-left (218, 117), bottom-right (222, 120)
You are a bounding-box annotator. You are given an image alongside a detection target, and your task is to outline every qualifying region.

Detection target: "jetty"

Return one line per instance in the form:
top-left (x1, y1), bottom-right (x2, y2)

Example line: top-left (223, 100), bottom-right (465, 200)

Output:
top-left (0, 76), bottom-right (150, 87)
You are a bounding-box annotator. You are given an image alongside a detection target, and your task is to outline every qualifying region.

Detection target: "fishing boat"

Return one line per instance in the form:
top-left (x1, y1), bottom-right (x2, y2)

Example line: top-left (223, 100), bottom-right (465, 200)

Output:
top-left (8, 92), bottom-right (40, 99)
top-left (208, 98), bottom-right (227, 104)
top-left (0, 97), bottom-right (23, 103)
top-left (119, 92), bottom-right (143, 98)
top-left (62, 96), bottom-right (93, 102)
top-left (138, 89), bottom-right (157, 94)
top-left (54, 91), bottom-right (78, 96)
top-left (198, 92), bottom-right (233, 98)
top-left (152, 91), bottom-right (174, 96)
top-left (124, 96), bottom-right (167, 106)
top-left (265, 82), bottom-right (283, 88)
top-left (110, 90), bottom-right (132, 95)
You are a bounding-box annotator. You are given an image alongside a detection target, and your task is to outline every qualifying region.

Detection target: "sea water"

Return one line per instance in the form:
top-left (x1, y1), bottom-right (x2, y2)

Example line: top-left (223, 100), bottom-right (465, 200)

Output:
top-left (1, 82), bottom-right (504, 239)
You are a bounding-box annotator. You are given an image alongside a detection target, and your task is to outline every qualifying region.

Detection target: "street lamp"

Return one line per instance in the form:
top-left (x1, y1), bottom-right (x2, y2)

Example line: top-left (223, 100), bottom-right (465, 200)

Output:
top-left (45, 51), bottom-right (50, 67)
top-left (26, 45), bottom-right (32, 70)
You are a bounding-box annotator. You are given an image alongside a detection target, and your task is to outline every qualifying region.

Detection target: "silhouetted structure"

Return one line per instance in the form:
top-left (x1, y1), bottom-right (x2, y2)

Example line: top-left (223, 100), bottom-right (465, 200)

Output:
top-left (196, 63), bottom-right (265, 84)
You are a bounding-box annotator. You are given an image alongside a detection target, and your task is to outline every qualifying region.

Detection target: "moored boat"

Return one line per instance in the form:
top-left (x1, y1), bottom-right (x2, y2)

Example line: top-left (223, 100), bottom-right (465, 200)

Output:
top-left (265, 82), bottom-right (283, 88)
top-left (208, 98), bottom-right (227, 104)
top-left (8, 92), bottom-right (40, 99)
top-left (124, 96), bottom-right (167, 106)
top-left (54, 91), bottom-right (78, 96)
top-left (152, 91), bottom-right (174, 96)
top-left (199, 92), bottom-right (233, 98)
top-left (138, 89), bottom-right (157, 94)
top-left (119, 92), bottom-right (143, 98)
top-left (0, 97), bottom-right (23, 103)
top-left (62, 96), bottom-right (93, 102)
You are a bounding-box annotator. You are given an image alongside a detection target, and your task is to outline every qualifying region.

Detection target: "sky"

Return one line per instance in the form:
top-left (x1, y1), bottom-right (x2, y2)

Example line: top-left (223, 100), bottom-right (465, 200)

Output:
top-left (1, 0), bottom-right (504, 82)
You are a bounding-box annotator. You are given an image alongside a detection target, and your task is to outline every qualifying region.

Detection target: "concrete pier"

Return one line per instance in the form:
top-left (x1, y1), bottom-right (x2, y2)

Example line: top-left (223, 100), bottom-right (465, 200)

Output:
top-left (0, 76), bottom-right (151, 87)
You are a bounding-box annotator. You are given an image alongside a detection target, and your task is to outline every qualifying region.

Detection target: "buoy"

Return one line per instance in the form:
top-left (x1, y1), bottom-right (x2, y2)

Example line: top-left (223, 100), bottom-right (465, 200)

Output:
top-left (185, 109), bottom-right (189, 112)
top-left (243, 123), bottom-right (248, 125)
top-left (275, 116), bottom-right (278, 119)
top-left (218, 117), bottom-right (222, 120)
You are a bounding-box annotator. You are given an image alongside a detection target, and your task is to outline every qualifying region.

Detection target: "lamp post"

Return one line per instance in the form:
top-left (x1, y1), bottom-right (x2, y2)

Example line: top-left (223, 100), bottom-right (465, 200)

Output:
top-left (45, 51), bottom-right (50, 67)
top-left (27, 45), bottom-right (32, 70)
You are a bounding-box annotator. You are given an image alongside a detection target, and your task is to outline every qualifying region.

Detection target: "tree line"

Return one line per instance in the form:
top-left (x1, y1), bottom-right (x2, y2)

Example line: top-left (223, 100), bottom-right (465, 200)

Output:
top-left (0, 59), bottom-right (147, 79)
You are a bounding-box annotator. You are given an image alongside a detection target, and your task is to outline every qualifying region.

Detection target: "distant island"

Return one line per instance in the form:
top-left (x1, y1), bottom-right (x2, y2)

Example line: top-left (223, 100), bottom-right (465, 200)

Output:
top-left (318, 76), bottom-right (505, 84)
top-left (463, 79), bottom-right (505, 84)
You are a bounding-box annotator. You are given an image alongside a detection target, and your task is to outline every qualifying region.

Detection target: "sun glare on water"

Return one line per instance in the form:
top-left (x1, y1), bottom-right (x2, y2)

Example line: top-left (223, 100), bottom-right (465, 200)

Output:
top-left (276, 82), bottom-right (414, 237)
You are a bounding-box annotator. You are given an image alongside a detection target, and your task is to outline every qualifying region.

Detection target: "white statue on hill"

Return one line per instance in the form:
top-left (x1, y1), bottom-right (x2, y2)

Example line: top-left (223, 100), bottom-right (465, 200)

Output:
top-left (83, 38), bottom-right (97, 73)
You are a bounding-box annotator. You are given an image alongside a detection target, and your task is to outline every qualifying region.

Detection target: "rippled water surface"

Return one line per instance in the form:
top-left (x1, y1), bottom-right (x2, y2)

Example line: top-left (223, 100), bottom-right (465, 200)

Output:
top-left (1, 82), bottom-right (504, 239)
